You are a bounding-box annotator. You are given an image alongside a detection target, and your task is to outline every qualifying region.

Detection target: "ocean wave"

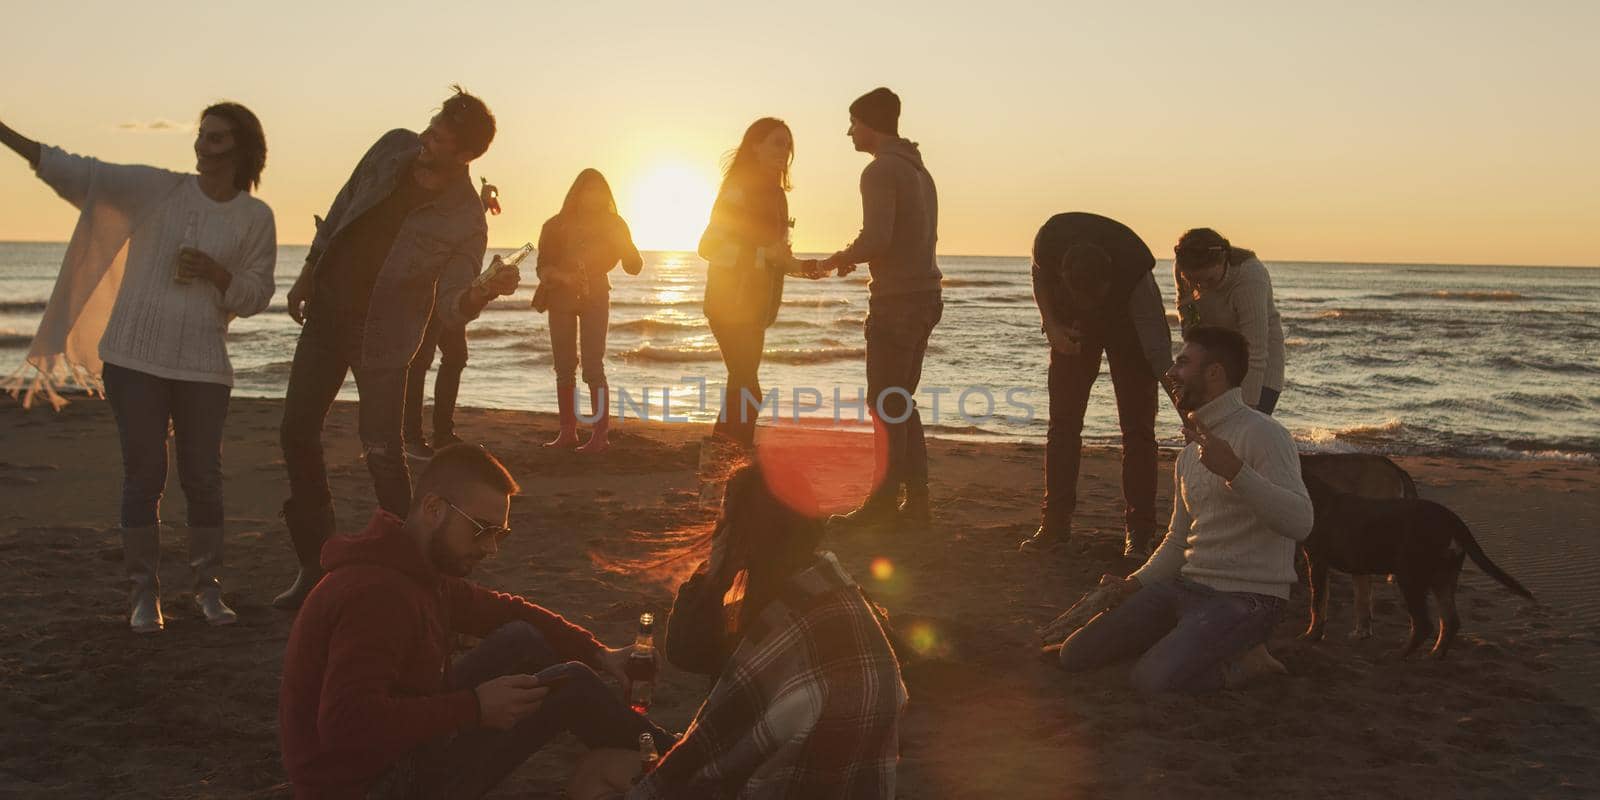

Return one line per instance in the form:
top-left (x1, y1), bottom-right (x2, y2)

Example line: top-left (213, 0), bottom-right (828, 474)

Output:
top-left (611, 318), bottom-right (705, 335)
top-left (619, 344), bottom-right (864, 366)
top-left (1297, 309), bottom-right (1400, 323)
top-left (1496, 391), bottom-right (1590, 412)
top-left (0, 300), bottom-right (46, 313)
top-left (1387, 290), bottom-right (1529, 302)
top-left (1284, 337), bottom-right (1312, 349)
top-left (1488, 354), bottom-right (1600, 375)
top-left (950, 293), bottom-right (1032, 305)
top-left (0, 333), bottom-right (32, 349)
top-left (1299, 418), bottom-right (1409, 449)
top-left (941, 278), bottom-right (1019, 289)
top-left (1371, 373), bottom-right (1437, 388)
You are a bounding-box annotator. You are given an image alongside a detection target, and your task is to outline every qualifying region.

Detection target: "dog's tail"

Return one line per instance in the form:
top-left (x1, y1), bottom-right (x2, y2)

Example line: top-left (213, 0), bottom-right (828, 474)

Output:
top-left (1447, 511), bottom-right (1535, 600)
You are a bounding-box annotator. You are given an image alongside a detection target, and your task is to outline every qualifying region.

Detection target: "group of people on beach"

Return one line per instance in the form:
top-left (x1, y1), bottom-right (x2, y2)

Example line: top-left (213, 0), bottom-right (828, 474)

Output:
top-left (1, 81), bottom-right (1307, 797)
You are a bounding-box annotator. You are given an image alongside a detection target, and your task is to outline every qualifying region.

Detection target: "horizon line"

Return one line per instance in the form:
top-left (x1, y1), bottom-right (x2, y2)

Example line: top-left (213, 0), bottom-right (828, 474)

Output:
top-left (0, 239), bottom-right (1595, 271)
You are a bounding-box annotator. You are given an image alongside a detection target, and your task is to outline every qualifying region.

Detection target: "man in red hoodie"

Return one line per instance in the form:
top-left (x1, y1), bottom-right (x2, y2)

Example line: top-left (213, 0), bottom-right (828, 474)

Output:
top-left (279, 444), bottom-right (672, 798)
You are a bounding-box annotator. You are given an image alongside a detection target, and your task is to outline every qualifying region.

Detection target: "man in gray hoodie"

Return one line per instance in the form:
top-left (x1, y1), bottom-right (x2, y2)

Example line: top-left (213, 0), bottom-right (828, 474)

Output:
top-left (821, 88), bottom-right (944, 530)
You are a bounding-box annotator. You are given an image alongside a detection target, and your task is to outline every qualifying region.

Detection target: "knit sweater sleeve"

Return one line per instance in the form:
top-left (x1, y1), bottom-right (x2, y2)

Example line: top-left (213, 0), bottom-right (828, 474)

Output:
top-left (35, 145), bottom-right (182, 216)
top-left (1133, 462), bottom-right (1191, 585)
top-left (1224, 421), bottom-right (1314, 542)
top-left (1231, 262), bottom-right (1277, 406)
top-left (220, 204), bottom-right (277, 317)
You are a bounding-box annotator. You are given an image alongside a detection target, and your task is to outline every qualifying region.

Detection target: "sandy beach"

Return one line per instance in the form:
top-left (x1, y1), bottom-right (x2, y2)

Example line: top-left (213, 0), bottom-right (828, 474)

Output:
top-left (2, 395), bottom-right (1597, 799)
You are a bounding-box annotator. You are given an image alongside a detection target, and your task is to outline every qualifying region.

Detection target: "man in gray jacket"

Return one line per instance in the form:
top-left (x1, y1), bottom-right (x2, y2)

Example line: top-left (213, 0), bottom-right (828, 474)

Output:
top-left (821, 88), bottom-right (944, 531)
top-left (273, 88), bottom-right (520, 610)
top-left (1019, 213), bottom-right (1172, 559)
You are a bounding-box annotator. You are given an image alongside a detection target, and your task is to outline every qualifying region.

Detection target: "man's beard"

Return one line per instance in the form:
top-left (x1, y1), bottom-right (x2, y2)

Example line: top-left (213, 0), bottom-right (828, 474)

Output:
top-left (427, 526), bottom-right (473, 577)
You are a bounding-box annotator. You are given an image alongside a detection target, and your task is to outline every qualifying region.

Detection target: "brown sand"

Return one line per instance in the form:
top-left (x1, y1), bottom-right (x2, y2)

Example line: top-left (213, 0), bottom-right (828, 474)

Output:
top-left (2, 396), bottom-right (1597, 798)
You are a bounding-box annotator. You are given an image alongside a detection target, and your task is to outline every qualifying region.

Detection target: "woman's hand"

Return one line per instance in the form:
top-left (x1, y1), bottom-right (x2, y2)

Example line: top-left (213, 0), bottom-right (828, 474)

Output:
top-left (178, 247), bottom-right (232, 293)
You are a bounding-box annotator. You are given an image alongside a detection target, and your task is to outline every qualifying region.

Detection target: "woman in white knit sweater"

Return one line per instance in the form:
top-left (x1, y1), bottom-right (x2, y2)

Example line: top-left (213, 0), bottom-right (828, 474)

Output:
top-left (0, 104), bottom-right (277, 634)
top-left (1173, 228), bottom-right (1286, 413)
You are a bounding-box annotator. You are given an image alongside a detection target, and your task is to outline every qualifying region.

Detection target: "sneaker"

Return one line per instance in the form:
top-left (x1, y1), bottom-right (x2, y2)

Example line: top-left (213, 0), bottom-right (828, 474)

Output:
top-left (1123, 530), bottom-right (1154, 561)
top-left (1018, 524), bottom-right (1072, 554)
top-left (404, 440), bottom-right (435, 461)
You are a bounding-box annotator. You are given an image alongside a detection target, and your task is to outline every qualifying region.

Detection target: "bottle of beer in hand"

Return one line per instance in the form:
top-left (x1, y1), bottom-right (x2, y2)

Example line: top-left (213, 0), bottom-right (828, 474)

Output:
top-left (638, 731), bottom-right (660, 774)
top-left (173, 211), bottom-right (200, 284)
top-left (625, 612), bottom-right (657, 714)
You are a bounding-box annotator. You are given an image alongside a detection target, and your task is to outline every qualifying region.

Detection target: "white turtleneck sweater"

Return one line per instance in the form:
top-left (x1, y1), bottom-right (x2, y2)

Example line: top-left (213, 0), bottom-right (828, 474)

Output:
top-left (1132, 387), bottom-right (1313, 599)
top-left (35, 146), bottom-right (277, 387)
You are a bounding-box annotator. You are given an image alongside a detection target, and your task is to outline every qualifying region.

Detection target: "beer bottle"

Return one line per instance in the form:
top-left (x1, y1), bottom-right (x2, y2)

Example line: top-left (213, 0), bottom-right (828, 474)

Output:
top-left (638, 731), bottom-right (660, 773)
top-left (624, 612), bottom-right (657, 714)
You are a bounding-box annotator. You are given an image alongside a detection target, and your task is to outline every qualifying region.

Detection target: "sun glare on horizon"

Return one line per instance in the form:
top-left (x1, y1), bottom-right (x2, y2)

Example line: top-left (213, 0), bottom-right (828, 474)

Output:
top-left (624, 163), bottom-right (717, 252)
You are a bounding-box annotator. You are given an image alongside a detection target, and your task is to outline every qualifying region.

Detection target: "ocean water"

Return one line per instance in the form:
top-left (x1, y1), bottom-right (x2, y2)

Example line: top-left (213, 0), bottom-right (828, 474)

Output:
top-left (2, 242), bottom-right (1597, 461)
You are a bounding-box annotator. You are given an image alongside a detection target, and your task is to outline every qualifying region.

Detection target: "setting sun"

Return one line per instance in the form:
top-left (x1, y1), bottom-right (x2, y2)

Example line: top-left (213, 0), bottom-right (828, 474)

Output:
top-left (622, 162), bottom-right (718, 252)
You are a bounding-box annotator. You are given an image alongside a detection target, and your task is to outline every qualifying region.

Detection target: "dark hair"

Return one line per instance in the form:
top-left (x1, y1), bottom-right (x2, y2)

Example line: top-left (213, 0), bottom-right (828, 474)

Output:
top-left (558, 168), bottom-right (618, 217)
top-left (413, 443), bottom-right (519, 509)
top-left (1183, 325), bottom-right (1250, 388)
top-left (438, 85), bottom-right (496, 160)
top-left (200, 102), bottom-right (266, 191)
top-left (718, 462), bottom-right (824, 636)
top-left (1175, 227), bottom-right (1257, 273)
top-left (721, 117), bottom-right (793, 193)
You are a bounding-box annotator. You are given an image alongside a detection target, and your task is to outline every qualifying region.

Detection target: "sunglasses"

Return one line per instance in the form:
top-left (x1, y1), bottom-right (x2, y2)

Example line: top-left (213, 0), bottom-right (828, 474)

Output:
top-left (441, 498), bottom-right (511, 543)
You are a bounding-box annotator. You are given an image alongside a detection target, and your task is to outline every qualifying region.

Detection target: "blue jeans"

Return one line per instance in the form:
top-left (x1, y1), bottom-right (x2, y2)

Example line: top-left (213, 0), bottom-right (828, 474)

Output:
top-left (101, 362), bottom-right (231, 528)
top-left (380, 622), bottom-right (672, 800)
top-left (548, 289), bottom-right (611, 388)
top-left (1057, 578), bottom-right (1284, 694)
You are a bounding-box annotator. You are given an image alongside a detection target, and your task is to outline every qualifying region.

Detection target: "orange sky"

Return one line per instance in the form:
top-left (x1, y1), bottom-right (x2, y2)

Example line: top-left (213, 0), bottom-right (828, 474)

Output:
top-left (1, 2), bottom-right (1596, 265)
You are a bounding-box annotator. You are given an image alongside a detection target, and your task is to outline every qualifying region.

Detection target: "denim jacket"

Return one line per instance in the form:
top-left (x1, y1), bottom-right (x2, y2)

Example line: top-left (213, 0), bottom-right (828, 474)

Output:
top-left (305, 129), bottom-right (487, 369)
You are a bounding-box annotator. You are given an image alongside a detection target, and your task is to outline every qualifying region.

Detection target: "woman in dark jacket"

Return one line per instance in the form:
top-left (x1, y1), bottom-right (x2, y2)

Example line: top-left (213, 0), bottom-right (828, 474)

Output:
top-left (534, 169), bottom-right (643, 453)
top-left (698, 118), bottom-right (820, 448)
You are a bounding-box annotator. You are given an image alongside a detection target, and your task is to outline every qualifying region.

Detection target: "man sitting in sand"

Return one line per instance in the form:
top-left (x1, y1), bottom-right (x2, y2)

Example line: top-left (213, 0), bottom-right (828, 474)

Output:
top-left (278, 444), bottom-right (672, 798)
top-left (1048, 326), bottom-right (1313, 693)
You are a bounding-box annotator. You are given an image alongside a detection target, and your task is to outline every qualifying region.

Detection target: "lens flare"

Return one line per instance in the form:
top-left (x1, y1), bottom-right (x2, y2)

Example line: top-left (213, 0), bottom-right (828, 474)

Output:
top-left (906, 620), bottom-right (950, 658)
top-left (870, 557), bottom-right (894, 581)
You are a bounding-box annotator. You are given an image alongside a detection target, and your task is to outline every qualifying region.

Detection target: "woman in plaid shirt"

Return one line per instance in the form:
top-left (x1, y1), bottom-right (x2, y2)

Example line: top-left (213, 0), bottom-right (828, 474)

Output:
top-left (574, 462), bottom-right (908, 798)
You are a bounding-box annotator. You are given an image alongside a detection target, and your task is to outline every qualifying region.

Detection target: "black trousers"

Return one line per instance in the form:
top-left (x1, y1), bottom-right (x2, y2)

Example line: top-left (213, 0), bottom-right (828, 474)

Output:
top-left (1043, 315), bottom-right (1159, 535)
top-left (404, 314), bottom-right (470, 443)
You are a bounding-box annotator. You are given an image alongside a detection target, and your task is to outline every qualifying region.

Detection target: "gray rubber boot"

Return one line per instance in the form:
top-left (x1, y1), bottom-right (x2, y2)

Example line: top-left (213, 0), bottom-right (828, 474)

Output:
top-left (122, 526), bottom-right (164, 634)
top-left (188, 526), bottom-right (238, 626)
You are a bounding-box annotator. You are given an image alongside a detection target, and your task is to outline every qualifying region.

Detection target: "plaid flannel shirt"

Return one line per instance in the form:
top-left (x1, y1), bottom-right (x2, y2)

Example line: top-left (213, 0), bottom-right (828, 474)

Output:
top-left (629, 552), bottom-right (908, 799)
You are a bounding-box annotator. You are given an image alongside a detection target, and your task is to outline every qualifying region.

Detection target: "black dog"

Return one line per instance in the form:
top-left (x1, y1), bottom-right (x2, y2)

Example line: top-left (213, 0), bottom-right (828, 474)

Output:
top-left (1301, 473), bottom-right (1534, 658)
top-left (1299, 453), bottom-right (1418, 638)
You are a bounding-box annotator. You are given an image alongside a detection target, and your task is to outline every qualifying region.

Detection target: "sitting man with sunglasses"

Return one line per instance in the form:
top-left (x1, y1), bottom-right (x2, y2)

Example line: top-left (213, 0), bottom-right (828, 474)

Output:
top-left (279, 444), bottom-right (673, 799)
